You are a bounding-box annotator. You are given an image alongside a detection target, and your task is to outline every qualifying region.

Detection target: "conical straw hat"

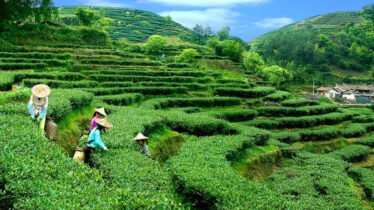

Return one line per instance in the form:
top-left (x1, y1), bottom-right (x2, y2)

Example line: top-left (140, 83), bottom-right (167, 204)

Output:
top-left (94, 107), bottom-right (107, 116)
top-left (32, 84), bottom-right (50, 98)
top-left (95, 118), bottom-right (113, 128)
top-left (132, 133), bottom-right (149, 141)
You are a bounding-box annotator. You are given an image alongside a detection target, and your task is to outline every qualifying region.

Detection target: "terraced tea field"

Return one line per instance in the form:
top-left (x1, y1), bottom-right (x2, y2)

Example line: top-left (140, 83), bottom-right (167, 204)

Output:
top-left (2, 40), bottom-right (374, 209)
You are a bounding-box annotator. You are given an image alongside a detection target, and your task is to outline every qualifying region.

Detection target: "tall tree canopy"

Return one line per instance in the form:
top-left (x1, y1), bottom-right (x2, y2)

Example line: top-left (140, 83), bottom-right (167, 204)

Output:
top-left (0, 0), bottom-right (56, 23)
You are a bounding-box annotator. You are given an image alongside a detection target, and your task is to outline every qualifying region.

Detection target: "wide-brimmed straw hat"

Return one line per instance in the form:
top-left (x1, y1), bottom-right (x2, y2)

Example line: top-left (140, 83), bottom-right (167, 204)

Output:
top-left (94, 107), bottom-right (107, 116)
top-left (132, 133), bottom-right (149, 141)
top-left (95, 118), bottom-right (113, 128)
top-left (32, 84), bottom-right (50, 98)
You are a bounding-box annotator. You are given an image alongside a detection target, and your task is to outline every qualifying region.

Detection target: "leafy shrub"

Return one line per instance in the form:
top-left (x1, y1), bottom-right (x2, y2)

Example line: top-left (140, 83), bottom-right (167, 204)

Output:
top-left (272, 132), bottom-right (301, 143)
top-left (81, 59), bottom-right (162, 66)
top-left (23, 79), bottom-right (99, 88)
top-left (80, 27), bottom-right (111, 45)
top-left (329, 145), bottom-right (371, 162)
top-left (280, 98), bottom-right (320, 107)
top-left (167, 135), bottom-right (294, 209)
top-left (258, 104), bottom-right (338, 117)
top-left (0, 52), bottom-right (71, 59)
top-left (357, 133), bottom-right (374, 146)
top-left (0, 63), bottom-right (47, 70)
top-left (14, 72), bottom-right (85, 83)
top-left (348, 167), bottom-right (374, 200)
top-left (143, 35), bottom-right (167, 54)
top-left (341, 123), bottom-right (367, 138)
top-left (98, 93), bottom-right (143, 106)
top-left (90, 74), bottom-right (211, 83)
top-left (263, 91), bottom-right (291, 102)
top-left (352, 115), bottom-right (374, 123)
top-left (207, 110), bottom-right (258, 122)
top-left (165, 111), bottom-right (236, 136)
top-left (245, 119), bottom-right (280, 129)
top-left (139, 97), bottom-right (242, 109)
top-left (166, 62), bottom-right (192, 68)
top-left (242, 51), bottom-right (265, 73)
top-left (0, 72), bottom-right (14, 91)
top-left (215, 86), bottom-right (276, 98)
top-left (267, 152), bottom-right (362, 209)
top-left (0, 114), bottom-right (121, 209)
top-left (298, 127), bottom-right (341, 141)
top-left (88, 86), bottom-right (188, 96)
top-left (174, 48), bottom-right (198, 63)
top-left (276, 112), bottom-right (353, 128)
top-left (47, 89), bottom-right (93, 122)
top-left (96, 69), bottom-right (206, 77)
top-left (216, 39), bottom-right (243, 62)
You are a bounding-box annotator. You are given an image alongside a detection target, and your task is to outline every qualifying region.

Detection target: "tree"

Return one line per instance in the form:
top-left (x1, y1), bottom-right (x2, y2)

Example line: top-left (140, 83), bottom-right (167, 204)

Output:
top-left (192, 24), bottom-right (204, 44)
top-left (260, 65), bottom-right (293, 85)
top-left (205, 25), bottom-right (213, 37)
top-left (361, 4), bottom-right (374, 22)
top-left (0, 0), bottom-right (55, 23)
top-left (216, 39), bottom-right (244, 62)
top-left (75, 7), bottom-right (97, 26)
top-left (143, 35), bottom-right (167, 54)
top-left (217, 26), bottom-right (230, 41)
top-left (242, 51), bottom-right (265, 73)
top-left (165, 15), bottom-right (172, 21)
top-left (175, 49), bottom-right (198, 63)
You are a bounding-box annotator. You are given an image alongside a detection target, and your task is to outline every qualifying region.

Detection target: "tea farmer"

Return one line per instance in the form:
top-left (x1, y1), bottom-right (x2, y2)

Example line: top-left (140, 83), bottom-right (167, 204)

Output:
top-left (87, 118), bottom-right (112, 151)
top-left (133, 133), bottom-right (151, 158)
top-left (90, 107), bottom-right (107, 131)
top-left (27, 84), bottom-right (50, 134)
top-left (85, 118), bottom-right (113, 167)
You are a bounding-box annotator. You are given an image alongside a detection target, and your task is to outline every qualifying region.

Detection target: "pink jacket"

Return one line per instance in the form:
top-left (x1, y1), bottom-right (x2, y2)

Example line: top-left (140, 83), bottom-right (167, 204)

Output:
top-left (90, 115), bottom-right (100, 130)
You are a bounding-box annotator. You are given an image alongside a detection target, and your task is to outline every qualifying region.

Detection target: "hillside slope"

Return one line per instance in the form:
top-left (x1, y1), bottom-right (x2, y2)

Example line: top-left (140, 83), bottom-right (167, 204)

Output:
top-left (250, 10), bottom-right (373, 85)
top-left (59, 6), bottom-right (194, 43)
top-left (251, 11), bottom-right (363, 44)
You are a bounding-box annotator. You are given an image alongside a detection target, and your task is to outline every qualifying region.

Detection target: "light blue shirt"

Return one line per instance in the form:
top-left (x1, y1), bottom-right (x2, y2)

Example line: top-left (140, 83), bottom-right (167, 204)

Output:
top-left (87, 126), bottom-right (107, 150)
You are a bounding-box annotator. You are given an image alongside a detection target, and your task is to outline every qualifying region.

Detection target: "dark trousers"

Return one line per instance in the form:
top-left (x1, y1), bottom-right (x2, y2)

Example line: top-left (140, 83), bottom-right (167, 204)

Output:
top-left (84, 146), bottom-right (95, 167)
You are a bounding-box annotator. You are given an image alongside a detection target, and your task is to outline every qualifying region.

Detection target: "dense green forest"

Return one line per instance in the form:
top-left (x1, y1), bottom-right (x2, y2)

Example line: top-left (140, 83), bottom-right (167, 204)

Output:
top-left (251, 6), bottom-right (374, 86)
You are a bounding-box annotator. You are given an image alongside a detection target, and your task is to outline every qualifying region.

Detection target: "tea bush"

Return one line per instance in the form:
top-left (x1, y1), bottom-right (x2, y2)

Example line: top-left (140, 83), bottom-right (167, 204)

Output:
top-left (139, 97), bottom-right (242, 110)
top-left (263, 91), bottom-right (291, 102)
top-left (23, 79), bottom-right (99, 88)
top-left (266, 152), bottom-right (362, 209)
top-left (348, 167), bottom-right (374, 200)
top-left (280, 98), bottom-right (320, 107)
top-left (215, 86), bottom-right (276, 98)
top-left (206, 110), bottom-right (258, 122)
top-left (47, 89), bottom-right (93, 122)
top-left (88, 86), bottom-right (188, 96)
top-left (357, 133), bottom-right (374, 146)
top-left (0, 114), bottom-right (120, 209)
top-left (298, 127), bottom-right (341, 141)
top-left (0, 63), bottom-right (47, 70)
top-left (97, 69), bottom-right (206, 77)
top-left (329, 145), bottom-right (371, 162)
top-left (0, 52), bottom-right (71, 59)
top-left (81, 59), bottom-right (162, 66)
top-left (247, 112), bottom-right (353, 129)
top-left (14, 72), bottom-right (85, 83)
top-left (98, 93), bottom-right (143, 106)
top-left (90, 75), bottom-right (212, 83)
top-left (167, 135), bottom-right (293, 209)
top-left (258, 104), bottom-right (338, 117)
top-left (341, 123), bottom-right (367, 138)
top-left (272, 132), bottom-right (301, 143)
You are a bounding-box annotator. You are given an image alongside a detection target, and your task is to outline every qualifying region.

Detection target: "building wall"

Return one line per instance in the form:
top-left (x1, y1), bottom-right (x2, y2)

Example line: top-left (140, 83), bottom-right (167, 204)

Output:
top-left (356, 96), bottom-right (372, 104)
